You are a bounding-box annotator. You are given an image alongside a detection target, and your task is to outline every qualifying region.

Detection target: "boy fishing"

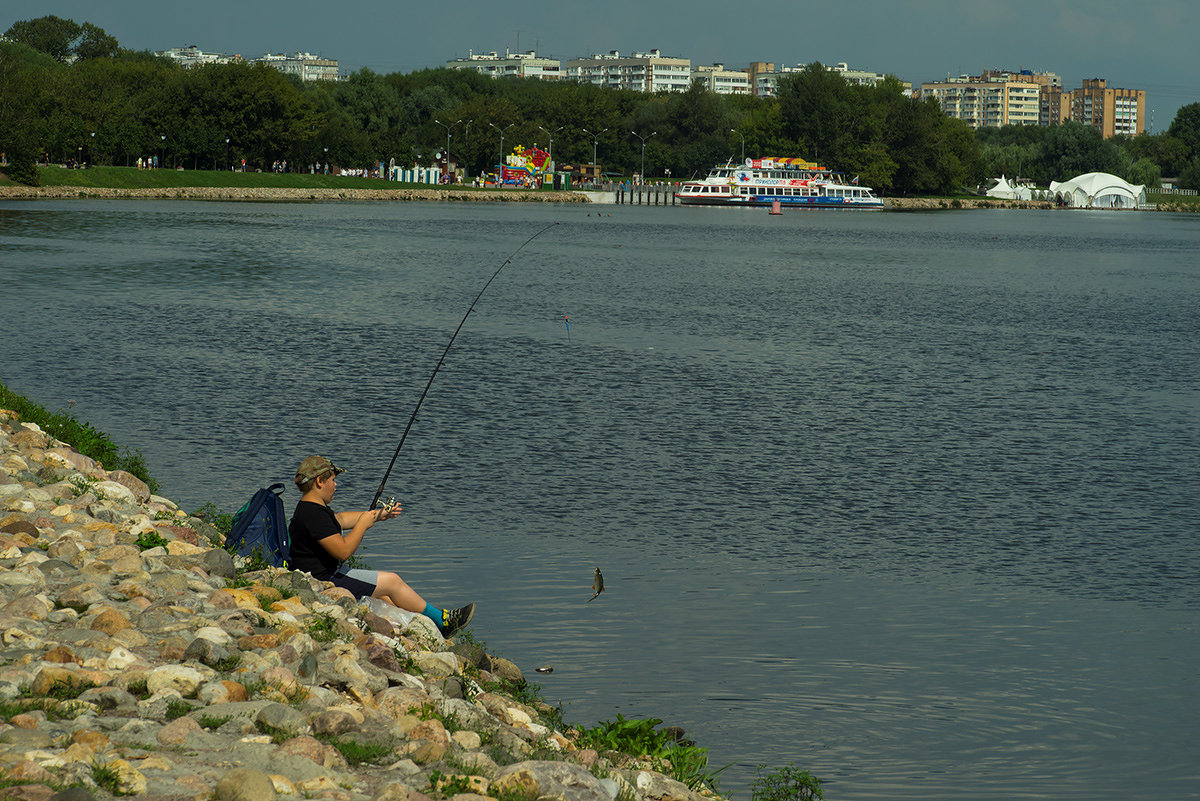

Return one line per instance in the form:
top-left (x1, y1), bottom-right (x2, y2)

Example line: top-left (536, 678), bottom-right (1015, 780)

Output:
top-left (288, 455), bottom-right (475, 637)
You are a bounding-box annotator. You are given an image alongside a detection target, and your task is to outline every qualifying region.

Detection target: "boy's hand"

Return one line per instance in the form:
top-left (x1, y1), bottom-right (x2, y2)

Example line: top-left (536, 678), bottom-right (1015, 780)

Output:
top-left (377, 498), bottom-right (402, 520)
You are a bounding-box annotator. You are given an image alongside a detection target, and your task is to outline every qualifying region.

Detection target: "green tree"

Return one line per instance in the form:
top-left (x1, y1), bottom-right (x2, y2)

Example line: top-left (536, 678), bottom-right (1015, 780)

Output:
top-left (4, 15), bottom-right (82, 62)
top-left (1166, 103), bottom-right (1200, 162)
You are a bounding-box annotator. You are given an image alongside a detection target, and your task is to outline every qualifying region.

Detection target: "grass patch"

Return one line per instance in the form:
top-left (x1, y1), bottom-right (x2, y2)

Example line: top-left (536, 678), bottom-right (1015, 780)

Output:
top-left (135, 530), bottom-right (169, 551)
top-left (315, 733), bottom-right (395, 766)
top-left (30, 164), bottom-right (493, 193)
top-left (165, 699), bottom-right (195, 720)
top-left (90, 760), bottom-right (126, 795)
top-left (306, 612), bottom-right (340, 643)
top-left (197, 714), bottom-right (231, 730)
top-left (0, 381), bottom-right (158, 492)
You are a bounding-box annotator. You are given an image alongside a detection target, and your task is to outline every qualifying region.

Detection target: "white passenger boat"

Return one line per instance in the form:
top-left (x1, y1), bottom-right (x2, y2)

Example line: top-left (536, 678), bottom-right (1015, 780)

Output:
top-left (677, 157), bottom-right (883, 209)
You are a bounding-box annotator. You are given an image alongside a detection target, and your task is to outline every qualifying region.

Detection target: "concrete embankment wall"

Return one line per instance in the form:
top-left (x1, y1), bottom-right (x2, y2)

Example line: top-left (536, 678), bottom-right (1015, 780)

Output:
top-left (0, 186), bottom-right (587, 203)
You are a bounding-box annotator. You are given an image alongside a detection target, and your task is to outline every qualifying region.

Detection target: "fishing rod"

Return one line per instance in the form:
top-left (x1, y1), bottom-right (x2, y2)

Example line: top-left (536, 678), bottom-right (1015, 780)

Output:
top-left (370, 221), bottom-right (560, 510)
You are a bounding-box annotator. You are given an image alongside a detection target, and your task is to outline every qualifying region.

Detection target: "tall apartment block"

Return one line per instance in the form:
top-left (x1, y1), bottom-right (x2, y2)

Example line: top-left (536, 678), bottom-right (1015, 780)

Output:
top-left (563, 50), bottom-right (692, 93)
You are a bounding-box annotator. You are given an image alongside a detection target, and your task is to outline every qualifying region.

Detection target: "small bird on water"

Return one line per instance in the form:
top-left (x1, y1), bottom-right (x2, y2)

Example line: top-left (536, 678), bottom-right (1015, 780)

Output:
top-left (587, 567), bottom-right (604, 602)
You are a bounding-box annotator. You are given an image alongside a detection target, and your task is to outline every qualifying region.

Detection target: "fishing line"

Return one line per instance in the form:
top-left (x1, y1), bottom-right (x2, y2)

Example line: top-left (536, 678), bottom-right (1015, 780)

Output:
top-left (370, 221), bottom-right (560, 510)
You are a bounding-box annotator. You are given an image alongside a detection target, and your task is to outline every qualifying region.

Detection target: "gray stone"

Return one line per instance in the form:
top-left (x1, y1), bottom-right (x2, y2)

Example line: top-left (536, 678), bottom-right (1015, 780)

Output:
top-left (201, 548), bottom-right (236, 578)
top-left (50, 789), bottom-right (98, 801)
top-left (184, 636), bottom-right (231, 668)
top-left (255, 702), bottom-right (309, 739)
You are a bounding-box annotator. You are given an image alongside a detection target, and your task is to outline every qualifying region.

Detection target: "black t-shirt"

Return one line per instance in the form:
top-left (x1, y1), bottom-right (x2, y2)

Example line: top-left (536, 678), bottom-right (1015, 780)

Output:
top-left (288, 500), bottom-right (342, 580)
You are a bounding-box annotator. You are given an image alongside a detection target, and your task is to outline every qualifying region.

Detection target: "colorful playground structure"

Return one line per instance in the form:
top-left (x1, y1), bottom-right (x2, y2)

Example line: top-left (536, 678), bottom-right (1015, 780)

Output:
top-left (494, 145), bottom-right (550, 185)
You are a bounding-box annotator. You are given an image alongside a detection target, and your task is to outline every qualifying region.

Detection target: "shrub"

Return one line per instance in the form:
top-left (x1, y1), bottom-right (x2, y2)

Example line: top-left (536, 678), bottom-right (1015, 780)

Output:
top-left (751, 764), bottom-right (824, 801)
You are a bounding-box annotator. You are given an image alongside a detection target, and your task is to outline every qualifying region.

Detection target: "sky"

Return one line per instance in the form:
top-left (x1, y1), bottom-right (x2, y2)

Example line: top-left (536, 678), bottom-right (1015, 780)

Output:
top-left (4, 0), bottom-right (1198, 131)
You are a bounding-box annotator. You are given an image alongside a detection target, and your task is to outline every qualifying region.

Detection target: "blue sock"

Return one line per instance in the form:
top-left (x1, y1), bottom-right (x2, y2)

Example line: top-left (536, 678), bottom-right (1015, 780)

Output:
top-left (422, 602), bottom-right (445, 628)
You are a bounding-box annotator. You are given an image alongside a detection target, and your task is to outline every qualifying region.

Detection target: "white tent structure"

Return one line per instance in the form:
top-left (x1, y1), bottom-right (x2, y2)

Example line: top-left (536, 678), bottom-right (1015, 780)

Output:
top-left (985, 175), bottom-right (1034, 201)
top-left (1049, 172), bottom-right (1146, 209)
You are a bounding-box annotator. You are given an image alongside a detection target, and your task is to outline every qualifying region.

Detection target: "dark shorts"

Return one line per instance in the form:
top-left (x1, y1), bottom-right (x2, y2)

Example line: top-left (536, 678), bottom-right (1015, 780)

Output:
top-left (329, 566), bottom-right (379, 599)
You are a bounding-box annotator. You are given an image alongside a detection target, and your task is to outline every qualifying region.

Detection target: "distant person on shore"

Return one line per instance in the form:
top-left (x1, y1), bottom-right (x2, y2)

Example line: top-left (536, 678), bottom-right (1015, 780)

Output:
top-left (287, 455), bottom-right (475, 637)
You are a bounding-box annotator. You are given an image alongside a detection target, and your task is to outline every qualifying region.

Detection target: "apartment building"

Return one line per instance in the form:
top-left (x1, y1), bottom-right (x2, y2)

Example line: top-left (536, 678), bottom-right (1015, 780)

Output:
top-left (751, 62), bottom-right (908, 98)
top-left (446, 51), bottom-right (561, 80)
top-left (155, 45), bottom-right (237, 67)
top-left (563, 50), bottom-right (692, 93)
top-left (692, 64), bottom-right (751, 95)
top-left (156, 46), bottom-right (339, 81)
top-left (1071, 78), bottom-right (1145, 137)
top-left (922, 73), bottom-right (1044, 128)
top-left (256, 52), bottom-right (339, 82)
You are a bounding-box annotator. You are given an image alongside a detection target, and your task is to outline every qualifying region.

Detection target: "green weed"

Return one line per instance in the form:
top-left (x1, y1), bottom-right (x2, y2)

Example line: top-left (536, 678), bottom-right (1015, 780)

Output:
top-left (751, 763), bottom-right (824, 801)
top-left (135, 530), bottom-right (169, 551)
top-left (306, 612), bottom-right (340, 643)
top-left (315, 734), bottom-right (394, 766)
top-left (165, 699), bottom-right (194, 720)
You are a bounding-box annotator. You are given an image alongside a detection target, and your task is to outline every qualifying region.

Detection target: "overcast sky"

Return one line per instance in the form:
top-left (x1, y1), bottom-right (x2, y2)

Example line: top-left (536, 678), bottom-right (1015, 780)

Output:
top-left (5, 0), bottom-right (1197, 130)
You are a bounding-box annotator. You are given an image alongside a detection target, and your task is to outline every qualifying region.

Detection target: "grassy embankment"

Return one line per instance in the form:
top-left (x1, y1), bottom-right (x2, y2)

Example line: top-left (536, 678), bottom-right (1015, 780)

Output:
top-left (0, 381), bottom-right (157, 492)
top-left (0, 165), bottom-right (542, 192)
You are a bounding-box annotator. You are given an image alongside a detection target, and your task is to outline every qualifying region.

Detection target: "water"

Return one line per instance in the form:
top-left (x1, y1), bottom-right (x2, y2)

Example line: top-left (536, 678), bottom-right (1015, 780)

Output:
top-left (2, 199), bottom-right (1197, 800)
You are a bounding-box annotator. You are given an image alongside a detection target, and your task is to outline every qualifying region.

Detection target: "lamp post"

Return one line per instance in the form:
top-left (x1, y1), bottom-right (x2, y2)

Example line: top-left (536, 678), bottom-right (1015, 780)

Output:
top-left (730, 128), bottom-right (745, 162)
top-left (537, 124), bottom-right (564, 170)
top-left (631, 130), bottom-right (656, 183)
top-left (581, 127), bottom-right (607, 184)
top-left (88, 131), bottom-right (94, 166)
top-left (225, 138), bottom-right (230, 171)
top-left (488, 122), bottom-right (514, 181)
top-left (323, 147), bottom-right (328, 173)
top-left (434, 118), bottom-right (460, 179)
top-left (159, 134), bottom-right (165, 169)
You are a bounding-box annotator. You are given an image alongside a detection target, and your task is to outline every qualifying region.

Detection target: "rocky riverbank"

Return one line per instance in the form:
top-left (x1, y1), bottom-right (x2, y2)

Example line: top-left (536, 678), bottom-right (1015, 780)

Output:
top-left (0, 186), bottom-right (586, 204)
top-left (0, 409), bottom-right (718, 801)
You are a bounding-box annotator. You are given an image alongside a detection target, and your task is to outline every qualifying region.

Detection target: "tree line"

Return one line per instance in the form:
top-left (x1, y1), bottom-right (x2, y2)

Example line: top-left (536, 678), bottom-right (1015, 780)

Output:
top-left (3, 15), bottom-right (1199, 193)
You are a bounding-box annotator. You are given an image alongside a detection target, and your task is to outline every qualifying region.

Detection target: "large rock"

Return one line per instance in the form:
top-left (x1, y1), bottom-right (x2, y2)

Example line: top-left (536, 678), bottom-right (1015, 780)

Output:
top-left (106, 470), bottom-right (150, 503)
top-left (494, 761), bottom-right (614, 801)
top-left (146, 664), bottom-right (207, 697)
top-left (214, 768), bottom-right (277, 801)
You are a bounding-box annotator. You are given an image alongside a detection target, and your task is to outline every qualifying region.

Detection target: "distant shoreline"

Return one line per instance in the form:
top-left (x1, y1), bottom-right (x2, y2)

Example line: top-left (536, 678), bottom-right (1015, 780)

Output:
top-left (1, 184), bottom-right (1190, 212)
top-left (0, 185), bottom-right (586, 203)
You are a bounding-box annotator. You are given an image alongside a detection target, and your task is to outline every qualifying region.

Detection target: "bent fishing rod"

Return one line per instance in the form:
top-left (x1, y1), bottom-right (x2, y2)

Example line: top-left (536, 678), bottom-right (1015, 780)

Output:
top-left (370, 221), bottom-right (560, 510)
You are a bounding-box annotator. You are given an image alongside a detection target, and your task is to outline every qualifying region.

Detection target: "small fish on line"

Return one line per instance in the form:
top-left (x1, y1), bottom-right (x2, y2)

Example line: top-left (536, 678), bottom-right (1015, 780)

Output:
top-left (587, 567), bottom-right (604, 602)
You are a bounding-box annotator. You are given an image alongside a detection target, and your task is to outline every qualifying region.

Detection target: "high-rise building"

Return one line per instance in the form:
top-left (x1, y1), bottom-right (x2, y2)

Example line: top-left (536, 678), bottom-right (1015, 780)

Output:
top-left (563, 50), bottom-right (692, 93)
top-left (922, 72), bottom-right (1044, 128)
top-left (691, 64), bottom-right (751, 95)
top-left (446, 51), bottom-right (561, 80)
top-left (255, 52), bottom-right (339, 82)
top-left (1070, 78), bottom-right (1145, 138)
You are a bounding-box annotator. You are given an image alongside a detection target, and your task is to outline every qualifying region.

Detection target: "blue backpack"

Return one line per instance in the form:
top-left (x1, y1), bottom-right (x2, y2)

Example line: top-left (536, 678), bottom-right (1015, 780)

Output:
top-left (226, 483), bottom-right (290, 568)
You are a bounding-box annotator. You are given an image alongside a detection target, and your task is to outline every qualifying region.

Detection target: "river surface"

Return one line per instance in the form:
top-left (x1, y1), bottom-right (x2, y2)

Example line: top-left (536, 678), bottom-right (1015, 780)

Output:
top-left (1, 199), bottom-right (1197, 800)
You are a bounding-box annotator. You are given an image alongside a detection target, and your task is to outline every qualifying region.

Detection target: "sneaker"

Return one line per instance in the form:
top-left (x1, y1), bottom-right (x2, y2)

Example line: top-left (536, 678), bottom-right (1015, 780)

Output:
top-left (440, 603), bottom-right (475, 637)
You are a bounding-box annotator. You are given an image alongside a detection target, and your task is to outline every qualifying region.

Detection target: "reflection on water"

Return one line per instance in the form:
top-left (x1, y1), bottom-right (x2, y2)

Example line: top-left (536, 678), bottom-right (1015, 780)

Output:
top-left (2, 200), bottom-right (1198, 800)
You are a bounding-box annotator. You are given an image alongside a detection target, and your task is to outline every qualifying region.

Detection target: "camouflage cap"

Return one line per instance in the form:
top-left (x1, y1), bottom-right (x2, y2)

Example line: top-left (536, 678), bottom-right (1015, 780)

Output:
top-left (295, 455), bottom-right (345, 486)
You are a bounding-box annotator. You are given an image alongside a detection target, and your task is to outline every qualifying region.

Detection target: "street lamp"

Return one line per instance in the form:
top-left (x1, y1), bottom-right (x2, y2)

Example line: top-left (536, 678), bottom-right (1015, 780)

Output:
top-left (488, 122), bottom-right (514, 180)
top-left (537, 125), bottom-right (564, 170)
top-left (224, 138), bottom-right (230, 171)
top-left (631, 130), bottom-right (656, 183)
top-left (89, 131), bottom-right (95, 166)
top-left (434, 118), bottom-right (460, 179)
top-left (160, 134), bottom-right (165, 169)
top-left (581, 127), bottom-right (608, 184)
top-left (323, 147), bottom-right (328, 173)
top-left (730, 128), bottom-right (745, 162)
